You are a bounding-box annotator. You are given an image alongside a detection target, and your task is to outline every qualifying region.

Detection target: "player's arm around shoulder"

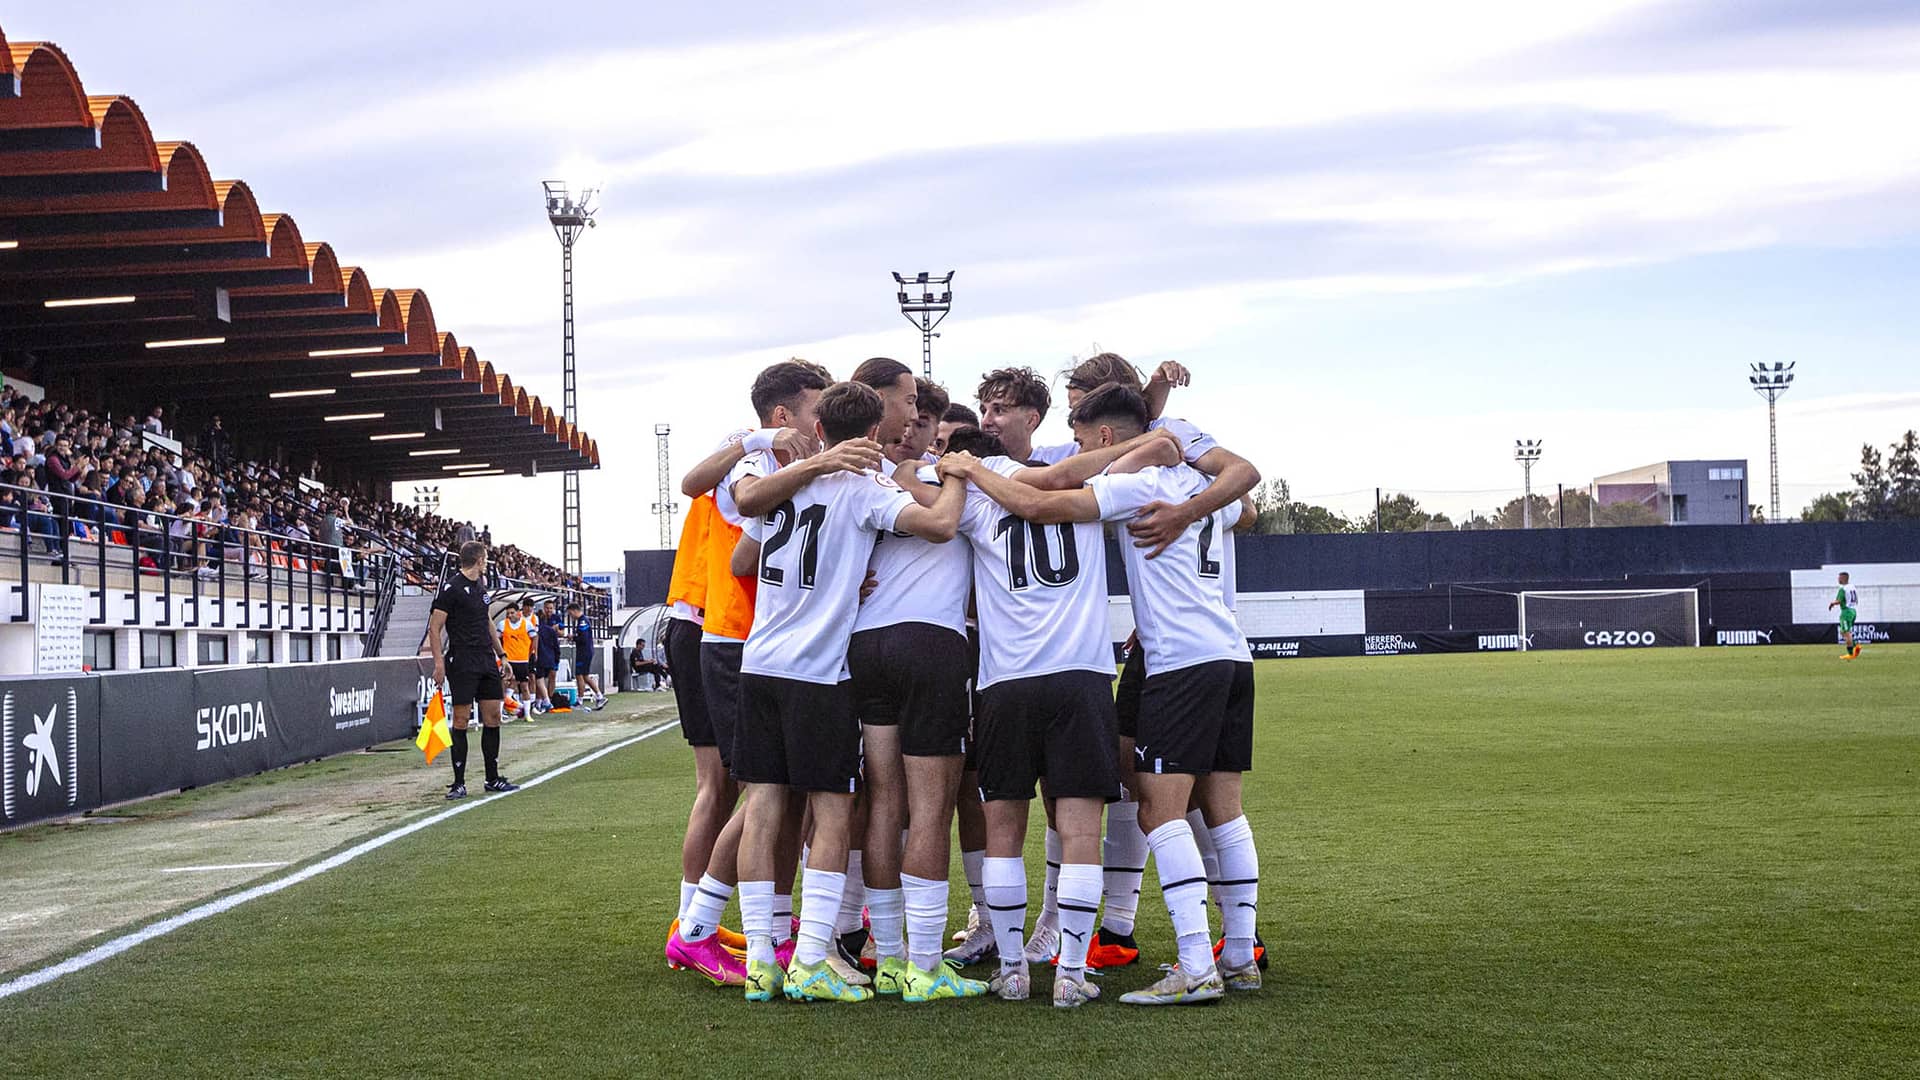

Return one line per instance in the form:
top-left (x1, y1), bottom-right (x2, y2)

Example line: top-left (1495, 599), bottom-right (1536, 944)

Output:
top-left (949, 451), bottom-right (1097, 525)
top-left (893, 464), bottom-right (967, 542)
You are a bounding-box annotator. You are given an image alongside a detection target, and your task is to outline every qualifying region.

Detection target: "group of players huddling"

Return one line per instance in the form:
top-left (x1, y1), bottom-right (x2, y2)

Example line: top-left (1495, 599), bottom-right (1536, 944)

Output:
top-left (660, 352), bottom-right (1265, 1007)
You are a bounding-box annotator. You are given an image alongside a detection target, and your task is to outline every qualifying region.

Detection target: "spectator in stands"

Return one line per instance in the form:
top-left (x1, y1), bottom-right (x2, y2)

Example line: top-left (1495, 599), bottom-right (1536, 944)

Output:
top-left (142, 405), bottom-right (166, 436)
top-left (204, 414), bottom-right (231, 467)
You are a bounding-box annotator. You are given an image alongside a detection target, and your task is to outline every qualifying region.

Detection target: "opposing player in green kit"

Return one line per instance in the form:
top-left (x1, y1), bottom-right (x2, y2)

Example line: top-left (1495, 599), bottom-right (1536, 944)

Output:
top-left (1829, 571), bottom-right (1862, 660)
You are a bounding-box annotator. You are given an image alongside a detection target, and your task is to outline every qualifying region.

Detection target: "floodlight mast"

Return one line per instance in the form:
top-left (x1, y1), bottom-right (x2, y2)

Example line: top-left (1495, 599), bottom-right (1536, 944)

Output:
top-left (1515, 439), bottom-right (1544, 528)
top-left (1748, 362), bottom-right (1794, 522)
top-left (893, 271), bottom-right (954, 380)
top-left (544, 180), bottom-right (598, 577)
top-left (651, 423), bottom-right (679, 550)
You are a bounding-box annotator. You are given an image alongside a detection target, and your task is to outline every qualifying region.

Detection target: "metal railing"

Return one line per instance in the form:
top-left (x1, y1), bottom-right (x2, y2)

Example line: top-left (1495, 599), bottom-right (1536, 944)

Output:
top-left (1, 481), bottom-right (395, 635)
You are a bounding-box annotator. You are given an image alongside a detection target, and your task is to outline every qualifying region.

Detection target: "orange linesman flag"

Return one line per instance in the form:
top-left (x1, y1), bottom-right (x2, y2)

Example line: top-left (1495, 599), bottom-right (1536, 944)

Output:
top-left (417, 688), bottom-right (452, 765)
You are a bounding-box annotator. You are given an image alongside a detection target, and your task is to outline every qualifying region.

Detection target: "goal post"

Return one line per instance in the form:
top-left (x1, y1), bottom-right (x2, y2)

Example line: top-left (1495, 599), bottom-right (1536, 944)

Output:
top-left (1516, 589), bottom-right (1701, 651)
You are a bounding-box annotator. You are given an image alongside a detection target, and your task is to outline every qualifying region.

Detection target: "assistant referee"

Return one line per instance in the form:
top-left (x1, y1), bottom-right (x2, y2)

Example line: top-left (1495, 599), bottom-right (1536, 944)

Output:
top-left (428, 540), bottom-right (519, 798)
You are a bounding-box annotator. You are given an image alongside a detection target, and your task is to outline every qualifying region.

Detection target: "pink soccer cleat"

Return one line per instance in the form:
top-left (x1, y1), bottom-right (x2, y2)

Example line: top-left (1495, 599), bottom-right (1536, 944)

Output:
top-left (776, 937), bottom-right (797, 969)
top-left (666, 927), bottom-right (747, 986)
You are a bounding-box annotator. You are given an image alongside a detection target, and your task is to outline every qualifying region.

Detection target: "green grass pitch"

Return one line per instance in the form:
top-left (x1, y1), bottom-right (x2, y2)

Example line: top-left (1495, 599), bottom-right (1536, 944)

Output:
top-left (2, 646), bottom-right (1914, 1078)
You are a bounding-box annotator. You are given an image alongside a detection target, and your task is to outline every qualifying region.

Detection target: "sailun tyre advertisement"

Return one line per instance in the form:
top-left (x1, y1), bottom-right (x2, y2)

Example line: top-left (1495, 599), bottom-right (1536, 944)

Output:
top-left (0, 658), bottom-right (420, 826)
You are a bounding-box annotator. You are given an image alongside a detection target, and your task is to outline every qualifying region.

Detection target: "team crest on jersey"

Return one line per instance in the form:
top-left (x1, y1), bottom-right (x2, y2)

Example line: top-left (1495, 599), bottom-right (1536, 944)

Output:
top-left (873, 474), bottom-right (902, 490)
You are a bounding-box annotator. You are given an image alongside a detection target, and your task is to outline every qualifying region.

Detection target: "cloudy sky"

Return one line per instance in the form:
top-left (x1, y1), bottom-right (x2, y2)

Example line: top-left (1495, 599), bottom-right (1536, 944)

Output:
top-left (27, 0), bottom-right (1920, 567)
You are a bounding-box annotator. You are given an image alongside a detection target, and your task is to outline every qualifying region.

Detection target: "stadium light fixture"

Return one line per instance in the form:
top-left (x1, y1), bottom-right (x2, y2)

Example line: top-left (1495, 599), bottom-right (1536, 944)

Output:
top-left (144, 336), bottom-right (225, 349)
top-left (0, 240), bottom-right (18, 249)
top-left (1748, 362), bottom-right (1794, 523)
top-left (369, 432), bottom-right (426, 441)
top-left (544, 179), bottom-right (599, 579)
top-left (453, 469), bottom-right (506, 477)
top-left (308, 346), bottom-right (385, 358)
top-left (350, 367), bottom-right (421, 378)
top-left (892, 270), bottom-right (955, 381)
top-left (408, 448), bottom-right (461, 457)
top-left (323, 412), bottom-right (385, 422)
top-left (269, 388), bottom-right (336, 399)
top-left (1514, 439), bottom-right (1544, 529)
top-left (442, 463), bottom-right (491, 470)
top-left (44, 295), bottom-right (137, 308)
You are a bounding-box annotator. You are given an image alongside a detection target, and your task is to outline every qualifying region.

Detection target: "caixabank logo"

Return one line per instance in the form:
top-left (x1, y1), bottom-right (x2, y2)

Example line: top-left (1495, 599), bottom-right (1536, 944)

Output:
top-left (2, 685), bottom-right (81, 820)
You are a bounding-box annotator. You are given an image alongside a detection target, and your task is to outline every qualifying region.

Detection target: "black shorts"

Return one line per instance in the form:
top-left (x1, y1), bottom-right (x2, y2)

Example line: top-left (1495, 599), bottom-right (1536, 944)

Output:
top-left (1136, 660), bottom-right (1255, 776)
top-left (732, 673), bottom-right (861, 793)
top-left (848, 624), bottom-right (971, 757)
top-left (448, 668), bottom-right (504, 708)
top-left (964, 625), bottom-right (983, 772)
top-left (535, 654), bottom-right (558, 677)
top-left (975, 670), bottom-right (1120, 803)
top-left (509, 661), bottom-right (532, 681)
top-left (1115, 643), bottom-right (1145, 741)
top-left (666, 618), bottom-right (713, 747)
top-left (575, 650), bottom-right (596, 675)
top-left (700, 640), bottom-right (746, 767)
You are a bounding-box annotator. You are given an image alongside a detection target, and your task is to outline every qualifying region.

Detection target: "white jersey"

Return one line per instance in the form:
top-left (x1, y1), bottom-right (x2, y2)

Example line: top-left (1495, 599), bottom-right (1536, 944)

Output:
top-left (741, 469), bottom-right (916, 685)
top-left (960, 456), bottom-right (1114, 690)
top-left (1149, 416), bottom-right (1218, 464)
top-left (853, 464), bottom-right (971, 638)
top-left (716, 445), bottom-right (775, 528)
top-left (1090, 463), bottom-right (1249, 674)
top-left (1031, 441), bottom-right (1075, 466)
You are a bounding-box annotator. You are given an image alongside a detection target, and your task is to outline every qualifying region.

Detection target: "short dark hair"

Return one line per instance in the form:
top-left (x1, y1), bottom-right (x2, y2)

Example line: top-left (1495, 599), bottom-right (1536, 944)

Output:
top-left (851, 357), bottom-right (914, 392)
top-left (749, 361), bottom-right (831, 425)
top-left (977, 367), bottom-right (1051, 422)
top-left (817, 381), bottom-right (886, 444)
top-left (1065, 352), bottom-right (1143, 394)
top-left (567, 601), bottom-right (582, 611)
top-left (915, 379), bottom-right (950, 421)
top-left (942, 403), bottom-right (979, 426)
top-left (520, 598), bottom-right (535, 609)
top-left (943, 425), bottom-right (1006, 459)
top-left (457, 540), bottom-right (488, 568)
top-left (1068, 382), bottom-right (1150, 435)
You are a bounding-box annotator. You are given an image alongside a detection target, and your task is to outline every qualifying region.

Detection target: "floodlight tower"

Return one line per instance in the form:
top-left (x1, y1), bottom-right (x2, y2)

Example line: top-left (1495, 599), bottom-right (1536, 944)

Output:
top-left (544, 180), bottom-right (597, 577)
top-left (1515, 439), bottom-right (1544, 528)
top-left (651, 423), bottom-right (679, 549)
top-left (1748, 362), bottom-right (1794, 522)
top-left (411, 485), bottom-right (440, 516)
top-left (893, 271), bottom-right (954, 380)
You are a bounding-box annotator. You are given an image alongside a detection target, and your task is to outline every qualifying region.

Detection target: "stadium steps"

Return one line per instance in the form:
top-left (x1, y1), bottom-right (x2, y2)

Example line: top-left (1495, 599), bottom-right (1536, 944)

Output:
top-left (376, 590), bottom-right (437, 658)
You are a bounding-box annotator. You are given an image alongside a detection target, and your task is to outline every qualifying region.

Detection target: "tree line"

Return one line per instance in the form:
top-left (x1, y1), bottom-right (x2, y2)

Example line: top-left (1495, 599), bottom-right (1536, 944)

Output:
top-left (1799, 430), bottom-right (1920, 522)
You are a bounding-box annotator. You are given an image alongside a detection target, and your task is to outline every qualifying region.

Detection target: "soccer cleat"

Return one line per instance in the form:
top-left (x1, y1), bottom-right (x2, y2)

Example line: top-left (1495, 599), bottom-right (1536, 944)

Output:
top-left (776, 937), bottom-right (797, 969)
top-left (445, 783), bottom-right (467, 800)
top-left (825, 953), bottom-right (872, 988)
top-left (784, 959), bottom-right (874, 1003)
top-left (1119, 964), bottom-right (1226, 1006)
top-left (1852, 644), bottom-right (1863, 658)
top-left (1023, 922), bottom-right (1059, 964)
top-left (483, 777), bottom-right (519, 793)
top-left (1213, 934), bottom-right (1269, 971)
top-left (952, 905), bottom-right (983, 943)
top-left (1220, 958), bottom-right (1262, 992)
top-left (836, 929), bottom-right (871, 972)
top-left (872, 956), bottom-right (910, 996)
top-left (987, 965), bottom-right (1031, 1002)
top-left (902, 961), bottom-right (989, 1002)
top-left (943, 927), bottom-right (999, 967)
top-left (860, 933), bottom-right (878, 971)
top-left (1052, 974), bottom-right (1101, 1008)
top-left (743, 959), bottom-right (785, 1002)
top-left (665, 929), bottom-right (748, 986)
top-left (1086, 928), bottom-right (1141, 969)
top-left (665, 921), bottom-right (745, 968)
top-left (715, 925), bottom-right (749, 952)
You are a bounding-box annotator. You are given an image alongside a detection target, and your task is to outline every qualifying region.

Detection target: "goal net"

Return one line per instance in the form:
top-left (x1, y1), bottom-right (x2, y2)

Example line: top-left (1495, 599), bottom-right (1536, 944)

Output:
top-left (1516, 589), bottom-right (1700, 651)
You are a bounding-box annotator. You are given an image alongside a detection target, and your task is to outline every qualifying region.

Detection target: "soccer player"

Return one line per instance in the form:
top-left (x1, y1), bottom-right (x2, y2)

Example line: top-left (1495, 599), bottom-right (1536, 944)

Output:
top-left (500, 599), bottom-right (537, 717)
top-left (1831, 571), bottom-right (1862, 659)
top-left (733, 381), bottom-right (967, 1004)
top-left (533, 598), bottom-right (561, 713)
top-left (934, 402), bottom-right (979, 456)
top-left (426, 541), bottom-right (518, 798)
top-left (952, 383), bottom-right (1263, 1003)
top-left (567, 601), bottom-right (606, 710)
top-left (851, 357), bottom-right (919, 448)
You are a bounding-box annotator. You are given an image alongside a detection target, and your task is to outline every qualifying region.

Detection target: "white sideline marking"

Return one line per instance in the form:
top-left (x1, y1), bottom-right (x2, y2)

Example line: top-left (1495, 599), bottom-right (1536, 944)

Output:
top-left (158, 862), bottom-right (290, 874)
top-left (0, 721), bottom-right (677, 1001)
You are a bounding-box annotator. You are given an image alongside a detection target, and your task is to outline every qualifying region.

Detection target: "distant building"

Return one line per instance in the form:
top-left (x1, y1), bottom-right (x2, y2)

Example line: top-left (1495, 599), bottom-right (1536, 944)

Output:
top-left (1593, 460), bottom-right (1749, 525)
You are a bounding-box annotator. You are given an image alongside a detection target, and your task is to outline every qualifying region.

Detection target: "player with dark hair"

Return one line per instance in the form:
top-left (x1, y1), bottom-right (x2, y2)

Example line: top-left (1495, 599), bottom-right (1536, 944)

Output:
top-left (567, 601), bottom-right (605, 710)
top-left (427, 541), bottom-right (517, 798)
top-left (851, 357), bottom-right (919, 448)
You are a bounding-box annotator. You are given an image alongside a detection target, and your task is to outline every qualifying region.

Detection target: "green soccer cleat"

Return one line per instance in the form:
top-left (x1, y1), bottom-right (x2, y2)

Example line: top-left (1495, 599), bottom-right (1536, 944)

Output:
top-left (743, 959), bottom-right (785, 1002)
top-left (901, 962), bottom-right (990, 1002)
top-left (1120, 964), bottom-right (1226, 1006)
top-left (783, 959), bottom-right (874, 1003)
top-left (873, 956), bottom-right (910, 996)
top-left (1219, 958), bottom-right (1262, 992)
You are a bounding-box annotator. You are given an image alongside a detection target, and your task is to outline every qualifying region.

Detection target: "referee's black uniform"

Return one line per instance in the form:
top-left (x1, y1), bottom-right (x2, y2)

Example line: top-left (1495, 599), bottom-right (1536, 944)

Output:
top-left (432, 565), bottom-right (514, 795)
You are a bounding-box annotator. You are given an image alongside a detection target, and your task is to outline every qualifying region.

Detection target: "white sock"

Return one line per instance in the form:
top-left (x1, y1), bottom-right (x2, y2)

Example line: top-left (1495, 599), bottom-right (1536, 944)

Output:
top-left (682, 873), bottom-right (732, 943)
top-left (1188, 808), bottom-right (1221, 920)
top-left (796, 869), bottom-right (847, 967)
top-left (962, 849), bottom-right (988, 921)
top-left (1054, 863), bottom-right (1102, 981)
top-left (1147, 818), bottom-right (1218, 976)
top-left (835, 851), bottom-right (867, 936)
top-left (867, 886), bottom-right (905, 960)
top-left (1210, 815), bottom-right (1260, 968)
top-left (1036, 829), bottom-right (1061, 932)
top-left (1101, 801), bottom-right (1146, 936)
top-left (740, 880), bottom-right (776, 965)
top-left (902, 872), bottom-right (949, 973)
top-left (773, 893), bottom-right (794, 944)
top-left (678, 879), bottom-right (699, 924)
top-left (983, 855), bottom-right (1028, 974)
